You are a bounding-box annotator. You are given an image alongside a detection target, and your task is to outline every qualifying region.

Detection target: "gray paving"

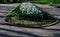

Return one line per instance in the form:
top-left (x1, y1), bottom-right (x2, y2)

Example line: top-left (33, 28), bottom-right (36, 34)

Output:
top-left (0, 4), bottom-right (60, 37)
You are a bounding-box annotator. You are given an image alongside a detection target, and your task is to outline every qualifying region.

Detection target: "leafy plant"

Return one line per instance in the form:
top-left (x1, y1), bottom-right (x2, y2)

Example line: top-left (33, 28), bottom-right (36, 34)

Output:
top-left (5, 16), bottom-right (11, 22)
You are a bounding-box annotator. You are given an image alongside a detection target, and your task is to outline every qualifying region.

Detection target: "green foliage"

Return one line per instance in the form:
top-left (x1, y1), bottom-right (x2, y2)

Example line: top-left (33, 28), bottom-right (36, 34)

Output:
top-left (5, 3), bottom-right (56, 26)
top-left (10, 5), bottom-right (20, 17)
top-left (12, 0), bottom-right (18, 3)
top-left (32, 0), bottom-right (60, 4)
top-left (0, 0), bottom-right (60, 4)
top-left (50, 0), bottom-right (60, 4)
top-left (43, 12), bottom-right (54, 20)
top-left (31, 1), bottom-right (50, 4)
top-left (5, 16), bottom-right (11, 22)
top-left (5, 5), bottom-right (20, 22)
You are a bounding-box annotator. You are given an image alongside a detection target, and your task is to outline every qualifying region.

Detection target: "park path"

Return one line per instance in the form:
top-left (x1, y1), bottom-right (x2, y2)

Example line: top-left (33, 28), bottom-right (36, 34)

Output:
top-left (0, 4), bottom-right (60, 37)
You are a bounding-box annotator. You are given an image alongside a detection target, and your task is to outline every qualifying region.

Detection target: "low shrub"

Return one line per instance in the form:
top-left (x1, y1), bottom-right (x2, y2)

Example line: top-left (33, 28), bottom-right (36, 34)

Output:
top-left (5, 3), bottom-right (56, 26)
top-left (5, 16), bottom-right (11, 22)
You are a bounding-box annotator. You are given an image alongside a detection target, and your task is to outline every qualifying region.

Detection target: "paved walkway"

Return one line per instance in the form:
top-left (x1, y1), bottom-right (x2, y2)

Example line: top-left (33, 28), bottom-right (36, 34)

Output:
top-left (0, 4), bottom-right (60, 37)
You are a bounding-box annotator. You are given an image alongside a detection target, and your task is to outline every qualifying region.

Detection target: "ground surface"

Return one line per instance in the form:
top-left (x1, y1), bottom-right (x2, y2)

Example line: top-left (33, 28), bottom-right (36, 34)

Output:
top-left (0, 4), bottom-right (60, 37)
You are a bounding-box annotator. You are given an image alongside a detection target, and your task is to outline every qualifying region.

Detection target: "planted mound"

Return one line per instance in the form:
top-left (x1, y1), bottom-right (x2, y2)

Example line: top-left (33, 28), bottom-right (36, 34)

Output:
top-left (5, 2), bottom-right (56, 26)
top-left (17, 2), bottom-right (45, 21)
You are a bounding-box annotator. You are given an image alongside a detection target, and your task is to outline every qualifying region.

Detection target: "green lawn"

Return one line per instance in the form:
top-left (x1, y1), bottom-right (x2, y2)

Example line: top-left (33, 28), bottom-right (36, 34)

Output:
top-left (0, 0), bottom-right (60, 4)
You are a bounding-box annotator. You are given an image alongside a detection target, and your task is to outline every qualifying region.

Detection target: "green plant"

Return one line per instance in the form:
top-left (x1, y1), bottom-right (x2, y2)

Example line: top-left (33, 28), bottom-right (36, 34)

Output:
top-left (5, 16), bottom-right (11, 22)
top-left (5, 5), bottom-right (20, 22)
top-left (5, 3), bottom-right (56, 26)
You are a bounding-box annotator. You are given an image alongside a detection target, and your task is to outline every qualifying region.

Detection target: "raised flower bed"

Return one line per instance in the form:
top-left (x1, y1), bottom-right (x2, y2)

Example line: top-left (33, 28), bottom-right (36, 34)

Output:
top-left (5, 2), bottom-right (57, 27)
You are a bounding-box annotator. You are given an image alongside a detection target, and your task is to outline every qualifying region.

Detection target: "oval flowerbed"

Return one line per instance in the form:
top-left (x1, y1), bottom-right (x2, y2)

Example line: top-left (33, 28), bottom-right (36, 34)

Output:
top-left (5, 2), bottom-right (57, 27)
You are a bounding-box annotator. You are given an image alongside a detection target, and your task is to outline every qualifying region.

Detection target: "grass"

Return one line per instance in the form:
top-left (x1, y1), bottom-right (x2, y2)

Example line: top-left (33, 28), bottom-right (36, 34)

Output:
top-left (31, 1), bottom-right (50, 4)
top-left (5, 4), bottom-right (56, 26)
top-left (0, 0), bottom-right (60, 4)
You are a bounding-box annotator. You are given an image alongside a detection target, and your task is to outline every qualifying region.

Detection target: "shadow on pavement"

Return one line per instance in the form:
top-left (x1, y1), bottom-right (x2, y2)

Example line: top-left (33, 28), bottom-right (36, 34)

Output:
top-left (0, 16), bottom-right (6, 18)
top-left (0, 28), bottom-right (42, 37)
top-left (53, 33), bottom-right (60, 37)
top-left (39, 27), bottom-right (60, 31)
top-left (0, 6), bottom-right (15, 11)
top-left (0, 33), bottom-right (18, 37)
